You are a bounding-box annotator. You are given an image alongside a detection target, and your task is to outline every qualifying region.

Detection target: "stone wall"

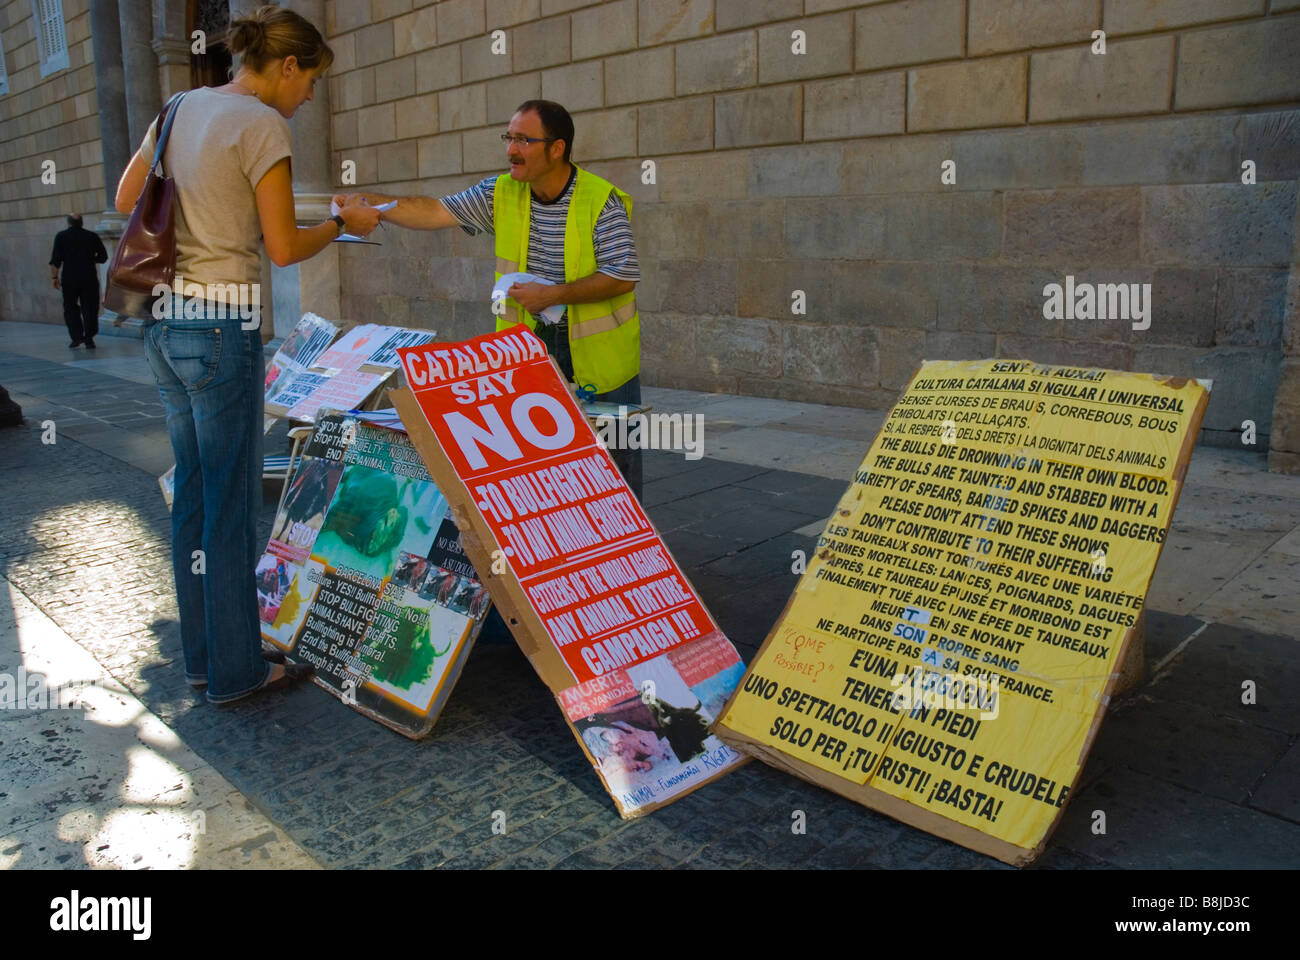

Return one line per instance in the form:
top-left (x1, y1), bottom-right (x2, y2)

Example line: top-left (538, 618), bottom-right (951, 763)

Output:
top-left (0, 0), bottom-right (1296, 461)
top-left (0, 0), bottom-right (102, 322)
top-left (321, 0), bottom-right (1299, 453)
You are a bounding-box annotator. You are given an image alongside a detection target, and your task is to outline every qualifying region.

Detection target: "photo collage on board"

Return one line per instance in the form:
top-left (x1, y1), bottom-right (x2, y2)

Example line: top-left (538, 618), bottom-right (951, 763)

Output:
top-left (257, 412), bottom-right (490, 737)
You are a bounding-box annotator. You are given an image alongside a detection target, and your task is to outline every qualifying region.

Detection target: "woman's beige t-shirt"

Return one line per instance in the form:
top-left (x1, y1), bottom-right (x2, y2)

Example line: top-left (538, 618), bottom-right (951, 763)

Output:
top-left (139, 87), bottom-right (293, 287)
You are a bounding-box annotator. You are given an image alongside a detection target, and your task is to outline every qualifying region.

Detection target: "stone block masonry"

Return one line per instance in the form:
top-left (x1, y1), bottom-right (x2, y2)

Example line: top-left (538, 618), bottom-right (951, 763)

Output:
top-left (305, 3), bottom-right (1300, 465)
top-left (3, 1), bottom-right (1295, 469)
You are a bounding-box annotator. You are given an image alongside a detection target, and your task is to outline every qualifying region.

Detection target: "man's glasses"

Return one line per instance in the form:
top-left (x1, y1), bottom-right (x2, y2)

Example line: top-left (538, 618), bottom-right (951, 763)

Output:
top-left (501, 134), bottom-right (557, 146)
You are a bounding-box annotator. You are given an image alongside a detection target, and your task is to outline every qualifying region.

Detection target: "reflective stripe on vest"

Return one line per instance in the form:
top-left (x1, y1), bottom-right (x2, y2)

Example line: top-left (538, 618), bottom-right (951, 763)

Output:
top-left (570, 298), bottom-right (637, 340)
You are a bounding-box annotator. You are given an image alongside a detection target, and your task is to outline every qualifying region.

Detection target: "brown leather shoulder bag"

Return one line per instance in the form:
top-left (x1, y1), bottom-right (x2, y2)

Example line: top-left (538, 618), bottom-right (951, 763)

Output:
top-left (103, 91), bottom-right (187, 320)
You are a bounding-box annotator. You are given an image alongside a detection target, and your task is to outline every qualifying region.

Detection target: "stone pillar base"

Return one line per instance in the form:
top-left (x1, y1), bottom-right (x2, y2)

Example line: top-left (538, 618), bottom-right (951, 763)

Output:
top-left (93, 211), bottom-right (135, 335)
top-left (1270, 450), bottom-right (1300, 473)
top-left (99, 317), bottom-right (146, 339)
top-left (1269, 358), bottom-right (1300, 474)
top-left (289, 193), bottom-right (342, 329)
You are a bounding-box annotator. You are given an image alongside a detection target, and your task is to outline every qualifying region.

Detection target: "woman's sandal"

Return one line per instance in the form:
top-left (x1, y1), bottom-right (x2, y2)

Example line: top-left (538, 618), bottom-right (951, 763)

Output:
top-left (192, 648), bottom-right (288, 687)
top-left (213, 662), bottom-right (314, 707)
top-left (191, 649), bottom-right (288, 689)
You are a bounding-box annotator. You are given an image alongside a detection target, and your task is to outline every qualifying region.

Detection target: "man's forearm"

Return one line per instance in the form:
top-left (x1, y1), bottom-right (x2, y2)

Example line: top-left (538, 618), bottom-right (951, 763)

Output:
top-left (354, 192), bottom-right (454, 231)
top-left (549, 272), bottom-right (636, 308)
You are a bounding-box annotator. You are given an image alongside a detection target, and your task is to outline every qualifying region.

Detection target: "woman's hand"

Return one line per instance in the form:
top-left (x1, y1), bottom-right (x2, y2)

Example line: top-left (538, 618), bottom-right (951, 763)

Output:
top-left (259, 159), bottom-right (364, 265)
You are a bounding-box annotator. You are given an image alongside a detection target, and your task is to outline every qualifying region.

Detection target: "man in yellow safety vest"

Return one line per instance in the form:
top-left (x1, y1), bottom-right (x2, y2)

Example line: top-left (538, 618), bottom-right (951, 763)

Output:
top-left (340, 100), bottom-right (643, 497)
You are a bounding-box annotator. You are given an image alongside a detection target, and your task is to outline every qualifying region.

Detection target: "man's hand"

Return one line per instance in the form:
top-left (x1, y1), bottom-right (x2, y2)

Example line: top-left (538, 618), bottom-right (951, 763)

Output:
top-left (329, 195), bottom-right (381, 236)
top-left (339, 202), bottom-right (380, 237)
top-left (51, 275), bottom-right (60, 290)
top-left (508, 281), bottom-right (557, 315)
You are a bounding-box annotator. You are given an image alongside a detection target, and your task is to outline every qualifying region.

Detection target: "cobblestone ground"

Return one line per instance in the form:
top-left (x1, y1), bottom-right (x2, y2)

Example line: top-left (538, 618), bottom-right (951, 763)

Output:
top-left (2, 349), bottom-right (1297, 869)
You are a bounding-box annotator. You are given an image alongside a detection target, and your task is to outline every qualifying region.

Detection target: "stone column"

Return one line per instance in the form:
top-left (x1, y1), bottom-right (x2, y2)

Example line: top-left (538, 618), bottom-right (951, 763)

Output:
top-left (89, 0), bottom-right (128, 212)
top-left (152, 0), bottom-right (192, 97)
top-left (153, 37), bottom-right (193, 99)
top-left (1268, 197), bottom-right (1300, 473)
top-left (227, 0), bottom-right (261, 19)
top-left (276, 0), bottom-right (342, 336)
top-left (119, 0), bottom-right (162, 149)
top-left (218, 0), bottom-right (341, 337)
top-left (99, 0), bottom-right (161, 334)
top-left (91, 0), bottom-right (130, 315)
top-left (280, 0), bottom-right (333, 195)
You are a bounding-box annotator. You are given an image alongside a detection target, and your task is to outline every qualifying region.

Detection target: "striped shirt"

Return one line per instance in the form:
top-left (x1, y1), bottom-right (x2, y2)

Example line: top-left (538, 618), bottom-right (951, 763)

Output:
top-left (440, 169), bottom-right (641, 285)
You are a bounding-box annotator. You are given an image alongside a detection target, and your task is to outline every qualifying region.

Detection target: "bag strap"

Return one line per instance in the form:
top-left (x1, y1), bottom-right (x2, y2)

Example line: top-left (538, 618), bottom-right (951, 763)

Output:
top-left (150, 91), bottom-right (187, 174)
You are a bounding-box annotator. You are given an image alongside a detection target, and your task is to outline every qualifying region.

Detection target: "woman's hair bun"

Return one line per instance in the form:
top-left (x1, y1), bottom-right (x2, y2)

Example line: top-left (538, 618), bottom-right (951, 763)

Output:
top-left (226, 18), bottom-right (266, 57)
top-left (222, 6), bottom-right (332, 75)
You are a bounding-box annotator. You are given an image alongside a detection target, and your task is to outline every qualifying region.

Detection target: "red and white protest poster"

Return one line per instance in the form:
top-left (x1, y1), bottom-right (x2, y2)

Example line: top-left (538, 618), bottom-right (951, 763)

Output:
top-left (392, 328), bottom-right (746, 816)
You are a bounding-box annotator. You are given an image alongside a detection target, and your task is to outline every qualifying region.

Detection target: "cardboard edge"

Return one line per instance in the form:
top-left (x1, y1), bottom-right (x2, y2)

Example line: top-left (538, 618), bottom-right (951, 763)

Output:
top-left (714, 575), bottom-right (803, 731)
top-left (712, 432), bottom-right (896, 733)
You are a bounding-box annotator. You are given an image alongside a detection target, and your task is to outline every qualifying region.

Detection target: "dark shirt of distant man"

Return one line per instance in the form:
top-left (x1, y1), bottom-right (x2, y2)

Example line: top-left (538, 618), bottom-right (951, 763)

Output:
top-left (49, 213), bottom-right (108, 348)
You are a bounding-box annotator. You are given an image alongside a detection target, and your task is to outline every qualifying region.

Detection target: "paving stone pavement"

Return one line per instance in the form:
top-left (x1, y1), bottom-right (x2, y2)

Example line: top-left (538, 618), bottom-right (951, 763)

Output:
top-left (1, 331), bottom-right (1298, 870)
top-left (0, 578), bottom-right (319, 869)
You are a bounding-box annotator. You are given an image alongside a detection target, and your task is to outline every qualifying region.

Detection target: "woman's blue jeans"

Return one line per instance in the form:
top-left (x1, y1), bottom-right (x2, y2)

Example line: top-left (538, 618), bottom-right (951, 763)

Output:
top-left (145, 309), bottom-right (271, 702)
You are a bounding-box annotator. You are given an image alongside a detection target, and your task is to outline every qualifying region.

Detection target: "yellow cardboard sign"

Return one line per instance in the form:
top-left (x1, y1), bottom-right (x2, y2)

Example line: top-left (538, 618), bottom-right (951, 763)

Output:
top-left (715, 359), bottom-right (1209, 864)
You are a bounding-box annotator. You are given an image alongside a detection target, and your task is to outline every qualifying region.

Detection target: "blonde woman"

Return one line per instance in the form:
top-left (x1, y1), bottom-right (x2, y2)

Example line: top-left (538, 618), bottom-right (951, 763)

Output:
top-left (115, 6), bottom-right (378, 704)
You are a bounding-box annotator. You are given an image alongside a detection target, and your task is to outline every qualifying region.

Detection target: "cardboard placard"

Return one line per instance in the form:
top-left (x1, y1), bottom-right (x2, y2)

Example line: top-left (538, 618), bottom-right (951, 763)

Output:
top-left (315, 323), bottom-right (440, 372)
top-left (258, 412), bottom-right (490, 738)
top-left (713, 359), bottom-right (1210, 865)
top-left (264, 324), bottom-right (437, 423)
top-left (392, 328), bottom-right (747, 816)
top-left (263, 312), bottom-right (339, 400)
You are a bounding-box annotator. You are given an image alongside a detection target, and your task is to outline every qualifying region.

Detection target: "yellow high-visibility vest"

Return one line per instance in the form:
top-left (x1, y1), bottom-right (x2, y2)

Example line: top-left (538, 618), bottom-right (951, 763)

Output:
top-left (492, 166), bottom-right (639, 394)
